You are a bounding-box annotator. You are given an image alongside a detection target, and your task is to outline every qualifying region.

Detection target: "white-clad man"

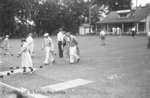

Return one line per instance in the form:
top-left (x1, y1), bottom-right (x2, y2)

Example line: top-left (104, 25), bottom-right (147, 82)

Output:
top-left (116, 27), bottom-right (121, 35)
top-left (66, 32), bottom-right (80, 64)
top-left (112, 27), bottom-right (116, 35)
top-left (0, 37), bottom-right (3, 64)
top-left (42, 33), bottom-right (55, 65)
top-left (26, 33), bottom-right (34, 56)
top-left (147, 31), bottom-right (150, 49)
top-left (132, 26), bottom-right (136, 37)
top-left (57, 28), bottom-right (65, 58)
top-left (99, 29), bottom-right (106, 45)
top-left (2, 35), bottom-right (12, 55)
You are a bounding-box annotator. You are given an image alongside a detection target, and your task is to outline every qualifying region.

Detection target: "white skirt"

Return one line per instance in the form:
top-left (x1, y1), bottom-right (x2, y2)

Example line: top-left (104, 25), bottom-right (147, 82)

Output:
top-left (21, 51), bottom-right (33, 67)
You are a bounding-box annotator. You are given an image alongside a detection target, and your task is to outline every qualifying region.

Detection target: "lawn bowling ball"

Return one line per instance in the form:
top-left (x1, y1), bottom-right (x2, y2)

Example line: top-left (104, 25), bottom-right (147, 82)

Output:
top-left (0, 75), bottom-right (3, 78)
top-left (7, 72), bottom-right (10, 76)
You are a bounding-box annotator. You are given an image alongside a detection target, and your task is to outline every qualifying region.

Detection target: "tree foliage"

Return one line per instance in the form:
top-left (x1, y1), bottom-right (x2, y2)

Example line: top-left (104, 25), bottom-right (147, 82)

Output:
top-left (0, 0), bottom-right (131, 37)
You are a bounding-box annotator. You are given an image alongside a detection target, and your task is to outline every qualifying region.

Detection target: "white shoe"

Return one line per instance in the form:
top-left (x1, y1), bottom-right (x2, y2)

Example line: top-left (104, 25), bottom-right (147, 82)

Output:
top-left (0, 61), bottom-right (3, 64)
top-left (44, 62), bottom-right (49, 65)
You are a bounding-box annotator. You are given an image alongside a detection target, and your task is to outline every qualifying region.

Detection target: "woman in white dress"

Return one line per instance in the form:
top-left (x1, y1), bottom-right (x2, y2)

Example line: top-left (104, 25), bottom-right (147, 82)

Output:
top-left (18, 39), bottom-right (33, 72)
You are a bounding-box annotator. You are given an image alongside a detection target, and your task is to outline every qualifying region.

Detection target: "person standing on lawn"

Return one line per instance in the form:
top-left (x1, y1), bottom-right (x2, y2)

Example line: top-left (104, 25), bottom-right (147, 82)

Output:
top-left (18, 39), bottom-right (33, 73)
top-left (132, 26), bottom-right (136, 37)
top-left (42, 33), bottom-right (55, 65)
top-left (147, 31), bottom-right (150, 49)
top-left (0, 37), bottom-right (3, 64)
top-left (2, 35), bottom-right (12, 55)
top-left (66, 32), bottom-right (80, 64)
top-left (57, 28), bottom-right (65, 58)
top-left (99, 29), bottom-right (106, 46)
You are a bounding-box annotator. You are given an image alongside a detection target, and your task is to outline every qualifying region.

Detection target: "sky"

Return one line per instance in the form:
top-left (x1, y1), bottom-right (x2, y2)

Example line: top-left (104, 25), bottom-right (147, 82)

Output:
top-left (84, 0), bottom-right (150, 8)
top-left (132, 0), bottom-right (150, 7)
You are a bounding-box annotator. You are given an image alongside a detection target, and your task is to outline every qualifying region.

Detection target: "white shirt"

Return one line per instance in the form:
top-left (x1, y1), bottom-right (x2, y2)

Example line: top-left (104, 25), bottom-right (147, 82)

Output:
top-left (57, 31), bottom-right (64, 42)
top-left (26, 36), bottom-right (33, 46)
top-left (3, 38), bottom-right (9, 49)
top-left (132, 27), bottom-right (135, 31)
top-left (70, 35), bottom-right (78, 47)
top-left (112, 27), bottom-right (116, 32)
top-left (148, 31), bottom-right (150, 37)
top-left (100, 30), bottom-right (105, 36)
top-left (43, 37), bottom-right (54, 51)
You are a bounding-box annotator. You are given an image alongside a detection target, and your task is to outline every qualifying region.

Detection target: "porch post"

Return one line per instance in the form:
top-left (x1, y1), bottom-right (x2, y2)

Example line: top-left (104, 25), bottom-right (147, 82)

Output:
top-left (106, 24), bottom-right (108, 33)
top-left (96, 24), bottom-right (98, 34)
top-left (136, 23), bottom-right (139, 34)
top-left (121, 23), bottom-right (124, 36)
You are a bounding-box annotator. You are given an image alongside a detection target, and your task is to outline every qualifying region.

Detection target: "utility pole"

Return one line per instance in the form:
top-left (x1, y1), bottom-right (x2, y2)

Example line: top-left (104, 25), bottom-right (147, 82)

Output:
top-left (136, 0), bottom-right (138, 8)
top-left (89, 0), bottom-right (92, 33)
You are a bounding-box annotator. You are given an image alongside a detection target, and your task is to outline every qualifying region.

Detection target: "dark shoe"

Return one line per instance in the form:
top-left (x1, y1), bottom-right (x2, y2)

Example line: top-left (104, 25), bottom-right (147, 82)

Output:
top-left (52, 60), bottom-right (55, 64)
top-left (29, 67), bottom-right (33, 72)
top-left (7, 72), bottom-right (10, 76)
top-left (16, 66), bottom-right (20, 69)
top-left (77, 58), bottom-right (80, 63)
top-left (40, 66), bottom-right (43, 68)
top-left (44, 63), bottom-right (49, 66)
top-left (10, 67), bottom-right (13, 69)
top-left (23, 67), bottom-right (26, 73)
top-left (10, 70), bottom-right (14, 73)
top-left (11, 54), bottom-right (14, 56)
top-left (0, 75), bottom-right (3, 78)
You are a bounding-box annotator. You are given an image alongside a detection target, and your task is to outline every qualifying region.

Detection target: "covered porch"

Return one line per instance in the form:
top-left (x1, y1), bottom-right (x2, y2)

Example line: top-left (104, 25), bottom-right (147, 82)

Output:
top-left (101, 22), bottom-right (146, 35)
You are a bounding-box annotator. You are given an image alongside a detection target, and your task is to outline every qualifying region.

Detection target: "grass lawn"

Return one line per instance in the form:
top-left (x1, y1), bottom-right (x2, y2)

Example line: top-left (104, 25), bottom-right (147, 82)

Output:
top-left (0, 36), bottom-right (150, 98)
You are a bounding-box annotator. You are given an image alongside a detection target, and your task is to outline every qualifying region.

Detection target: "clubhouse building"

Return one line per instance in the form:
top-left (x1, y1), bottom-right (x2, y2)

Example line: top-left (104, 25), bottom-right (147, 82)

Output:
top-left (98, 6), bottom-right (150, 35)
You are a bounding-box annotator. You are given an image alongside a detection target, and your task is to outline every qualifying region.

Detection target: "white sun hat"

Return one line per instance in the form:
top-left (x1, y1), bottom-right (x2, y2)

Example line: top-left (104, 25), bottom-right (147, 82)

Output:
top-left (44, 33), bottom-right (49, 37)
top-left (6, 35), bottom-right (9, 38)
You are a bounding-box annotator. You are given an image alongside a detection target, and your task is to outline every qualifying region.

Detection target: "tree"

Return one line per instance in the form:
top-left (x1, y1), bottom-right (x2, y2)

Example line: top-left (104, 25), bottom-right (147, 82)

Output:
top-left (94, 0), bottom-right (132, 11)
top-left (0, 0), bottom-right (132, 37)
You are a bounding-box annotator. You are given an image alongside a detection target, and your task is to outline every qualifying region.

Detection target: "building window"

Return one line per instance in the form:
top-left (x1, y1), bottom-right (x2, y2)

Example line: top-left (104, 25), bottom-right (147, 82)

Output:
top-left (119, 13), bottom-right (128, 18)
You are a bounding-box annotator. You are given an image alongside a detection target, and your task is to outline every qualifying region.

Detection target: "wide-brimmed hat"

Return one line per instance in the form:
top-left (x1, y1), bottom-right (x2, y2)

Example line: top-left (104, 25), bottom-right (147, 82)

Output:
top-left (44, 33), bottom-right (49, 37)
top-left (5, 35), bottom-right (9, 38)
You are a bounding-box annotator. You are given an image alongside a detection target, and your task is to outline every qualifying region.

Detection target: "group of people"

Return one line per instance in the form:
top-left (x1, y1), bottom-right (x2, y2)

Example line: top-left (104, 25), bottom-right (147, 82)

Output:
top-left (112, 26), bottom-right (136, 37)
top-left (57, 28), bottom-right (80, 64)
top-left (0, 28), bottom-right (80, 73)
top-left (112, 27), bottom-right (121, 35)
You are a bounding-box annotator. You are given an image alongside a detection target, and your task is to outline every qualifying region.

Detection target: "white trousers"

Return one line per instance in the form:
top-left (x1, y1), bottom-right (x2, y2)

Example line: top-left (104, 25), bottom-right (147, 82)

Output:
top-left (0, 49), bottom-right (2, 64)
top-left (44, 47), bottom-right (55, 64)
top-left (69, 46), bottom-right (80, 63)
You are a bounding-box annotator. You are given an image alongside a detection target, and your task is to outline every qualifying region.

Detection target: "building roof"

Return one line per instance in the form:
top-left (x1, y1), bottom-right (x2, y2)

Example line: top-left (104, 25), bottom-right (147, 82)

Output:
top-left (98, 6), bottom-right (150, 24)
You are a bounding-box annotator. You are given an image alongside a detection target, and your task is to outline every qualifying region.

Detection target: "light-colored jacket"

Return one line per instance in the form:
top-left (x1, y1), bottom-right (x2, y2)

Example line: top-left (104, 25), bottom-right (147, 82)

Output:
top-left (43, 37), bottom-right (54, 51)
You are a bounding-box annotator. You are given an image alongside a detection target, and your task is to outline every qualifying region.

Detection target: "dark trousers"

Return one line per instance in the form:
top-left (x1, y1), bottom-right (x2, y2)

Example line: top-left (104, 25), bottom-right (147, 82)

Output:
top-left (58, 41), bottom-right (63, 58)
top-left (147, 37), bottom-right (150, 49)
top-left (132, 31), bottom-right (136, 37)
